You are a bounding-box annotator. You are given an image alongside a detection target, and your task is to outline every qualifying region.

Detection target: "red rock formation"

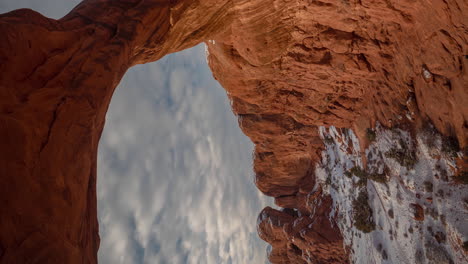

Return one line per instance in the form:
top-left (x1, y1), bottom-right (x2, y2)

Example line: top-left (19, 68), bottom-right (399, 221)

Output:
top-left (0, 0), bottom-right (466, 263)
top-left (258, 189), bottom-right (349, 263)
top-left (206, 0), bottom-right (467, 262)
top-left (0, 1), bottom-right (236, 262)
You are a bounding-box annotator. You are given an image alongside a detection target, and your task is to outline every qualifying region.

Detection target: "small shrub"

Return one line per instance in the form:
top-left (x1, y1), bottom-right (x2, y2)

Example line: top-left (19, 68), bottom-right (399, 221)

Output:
top-left (440, 214), bottom-right (447, 226)
top-left (366, 128), bottom-right (377, 142)
top-left (344, 170), bottom-right (353, 178)
top-left (441, 135), bottom-right (460, 157)
top-left (346, 167), bottom-right (368, 187)
top-left (440, 170), bottom-right (449, 181)
top-left (388, 209), bottom-right (394, 219)
top-left (463, 241), bottom-right (468, 252)
top-left (352, 190), bottom-right (375, 233)
top-left (368, 172), bottom-right (388, 184)
top-left (426, 207), bottom-right (439, 220)
top-left (323, 135), bottom-right (334, 145)
top-left (346, 166), bottom-right (388, 184)
top-left (356, 177), bottom-right (367, 187)
top-left (427, 226), bottom-right (433, 233)
top-left (436, 189), bottom-right (444, 197)
top-left (376, 243), bottom-right (382, 252)
top-left (424, 181), bottom-right (434, 192)
top-left (382, 249), bottom-right (388, 260)
top-left (385, 141), bottom-right (417, 169)
top-left (349, 166), bottom-right (367, 178)
top-left (435, 231), bottom-right (446, 244)
top-left (325, 175), bottom-right (332, 186)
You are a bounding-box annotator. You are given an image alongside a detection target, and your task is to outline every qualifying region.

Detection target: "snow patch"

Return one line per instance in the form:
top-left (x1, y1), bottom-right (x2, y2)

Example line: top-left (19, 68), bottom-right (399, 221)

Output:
top-left (317, 124), bottom-right (468, 264)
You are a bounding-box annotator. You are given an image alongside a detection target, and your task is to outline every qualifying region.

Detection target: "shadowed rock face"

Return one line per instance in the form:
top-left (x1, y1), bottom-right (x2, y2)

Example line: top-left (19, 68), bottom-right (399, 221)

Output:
top-left (0, 0), bottom-right (466, 263)
top-left (0, 1), bottom-right (236, 262)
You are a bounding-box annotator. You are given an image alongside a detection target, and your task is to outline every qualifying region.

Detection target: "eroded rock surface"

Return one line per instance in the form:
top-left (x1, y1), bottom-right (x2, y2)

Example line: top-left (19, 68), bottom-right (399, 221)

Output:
top-left (0, 1), bottom-right (237, 262)
top-left (258, 191), bottom-right (349, 263)
top-left (206, 0), bottom-right (467, 262)
top-left (0, 0), bottom-right (467, 263)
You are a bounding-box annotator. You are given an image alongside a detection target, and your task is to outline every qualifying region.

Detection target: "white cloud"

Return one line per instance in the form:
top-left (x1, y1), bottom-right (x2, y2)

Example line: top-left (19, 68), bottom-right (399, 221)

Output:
top-left (97, 45), bottom-right (272, 264)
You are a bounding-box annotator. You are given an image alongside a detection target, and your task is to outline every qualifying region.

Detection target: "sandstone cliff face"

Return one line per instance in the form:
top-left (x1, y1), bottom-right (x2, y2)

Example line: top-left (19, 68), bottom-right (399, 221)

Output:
top-left (0, 1), bottom-right (236, 262)
top-left (0, 0), bottom-right (467, 263)
top-left (258, 192), bottom-right (349, 263)
top-left (206, 0), bottom-right (467, 262)
top-left (207, 0), bottom-right (467, 198)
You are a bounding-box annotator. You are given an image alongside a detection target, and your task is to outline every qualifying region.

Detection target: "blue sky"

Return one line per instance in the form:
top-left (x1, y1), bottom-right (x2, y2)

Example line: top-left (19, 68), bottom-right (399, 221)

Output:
top-left (0, 2), bottom-right (270, 263)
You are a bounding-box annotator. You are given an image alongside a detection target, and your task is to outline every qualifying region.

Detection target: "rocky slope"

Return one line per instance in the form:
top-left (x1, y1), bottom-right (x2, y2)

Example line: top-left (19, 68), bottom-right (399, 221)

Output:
top-left (316, 125), bottom-right (467, 263)
top-left (0, 0), bottom-right (467, 263)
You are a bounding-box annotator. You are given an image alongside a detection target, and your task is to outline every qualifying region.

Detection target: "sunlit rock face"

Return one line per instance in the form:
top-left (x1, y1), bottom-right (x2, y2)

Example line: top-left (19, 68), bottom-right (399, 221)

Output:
top-left (207, 0), bottom-right (467, 199)
top-left (0, 0), bottom-right (467, 263)
top-left (206, 0), bottom-right (467, 262)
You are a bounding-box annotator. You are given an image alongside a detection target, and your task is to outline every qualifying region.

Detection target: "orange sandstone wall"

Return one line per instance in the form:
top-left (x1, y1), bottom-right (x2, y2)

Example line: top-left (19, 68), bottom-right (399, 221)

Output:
top-left (206, 0), bottom-right (466, 262)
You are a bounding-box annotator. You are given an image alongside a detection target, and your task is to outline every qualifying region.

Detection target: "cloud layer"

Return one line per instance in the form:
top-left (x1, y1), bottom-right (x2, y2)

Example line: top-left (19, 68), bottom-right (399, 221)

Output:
top-left (97, 45), bottom-right (270, 264)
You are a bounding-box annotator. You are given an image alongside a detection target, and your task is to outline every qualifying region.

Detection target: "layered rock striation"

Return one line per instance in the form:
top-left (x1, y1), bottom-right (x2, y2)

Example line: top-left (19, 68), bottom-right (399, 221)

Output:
top-left (0, 0), bottom-right (467, 263)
